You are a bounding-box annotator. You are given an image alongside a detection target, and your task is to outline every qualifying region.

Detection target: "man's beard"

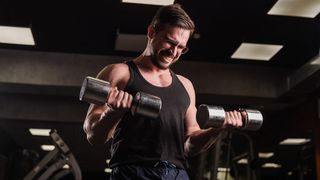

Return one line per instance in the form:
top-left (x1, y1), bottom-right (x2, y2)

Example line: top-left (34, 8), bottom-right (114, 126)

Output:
top-left (151, 51), bottom-right (176, 70)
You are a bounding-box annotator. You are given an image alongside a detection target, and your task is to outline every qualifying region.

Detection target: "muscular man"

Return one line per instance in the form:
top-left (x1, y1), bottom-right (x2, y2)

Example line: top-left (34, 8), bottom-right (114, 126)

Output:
top-left (83, 4), bottom-right (243, 180)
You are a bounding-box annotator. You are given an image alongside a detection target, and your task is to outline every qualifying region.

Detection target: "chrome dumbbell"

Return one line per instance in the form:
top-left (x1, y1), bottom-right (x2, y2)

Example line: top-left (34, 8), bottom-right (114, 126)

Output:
top-left (79, 76), bottom-right (162, 119)
top-left (196, 104), bottom-right (263, 131)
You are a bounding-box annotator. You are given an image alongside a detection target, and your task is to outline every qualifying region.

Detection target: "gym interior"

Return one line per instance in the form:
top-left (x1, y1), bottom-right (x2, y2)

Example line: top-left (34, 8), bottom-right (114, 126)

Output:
top-left (0, 1), bottom-right (319, 179)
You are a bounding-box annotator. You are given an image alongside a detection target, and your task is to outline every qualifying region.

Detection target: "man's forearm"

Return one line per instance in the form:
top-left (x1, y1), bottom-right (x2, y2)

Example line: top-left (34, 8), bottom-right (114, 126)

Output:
top-left (184, 128), bottom-right (222, 157)
top-left (84, 109), bottom-right (123, 145)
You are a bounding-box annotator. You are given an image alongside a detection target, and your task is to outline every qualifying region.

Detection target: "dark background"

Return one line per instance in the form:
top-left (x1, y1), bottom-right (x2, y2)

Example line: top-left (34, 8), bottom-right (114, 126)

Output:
top-left (0, 0), bottom-right (319, 179)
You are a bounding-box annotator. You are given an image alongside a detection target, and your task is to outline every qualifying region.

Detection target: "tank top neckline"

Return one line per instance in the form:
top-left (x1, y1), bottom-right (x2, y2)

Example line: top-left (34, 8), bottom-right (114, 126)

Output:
top-left (129, 61), bottom-right (175, 89)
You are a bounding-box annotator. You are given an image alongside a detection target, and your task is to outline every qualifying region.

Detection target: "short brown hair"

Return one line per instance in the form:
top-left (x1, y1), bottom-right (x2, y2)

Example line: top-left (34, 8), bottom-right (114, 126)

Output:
top-left (150, 4), bottom-right (195, 36)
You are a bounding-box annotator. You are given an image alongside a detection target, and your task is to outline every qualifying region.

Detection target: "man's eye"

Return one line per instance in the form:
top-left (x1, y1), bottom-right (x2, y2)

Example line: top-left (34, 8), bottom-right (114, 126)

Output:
top-left (178, 45), bottom-right (185, 50)
top-left (167, 41), bottom-right (177, 46)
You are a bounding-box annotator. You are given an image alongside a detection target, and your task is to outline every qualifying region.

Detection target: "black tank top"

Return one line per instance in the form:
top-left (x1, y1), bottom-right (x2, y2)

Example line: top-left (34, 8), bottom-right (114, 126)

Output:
top-left (109, 61), bottom-right (190, 169)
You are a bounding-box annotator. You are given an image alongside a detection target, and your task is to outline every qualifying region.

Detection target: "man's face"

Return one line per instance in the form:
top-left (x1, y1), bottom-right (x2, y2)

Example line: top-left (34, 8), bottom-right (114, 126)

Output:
top-left (150, 25), bottom-right (190, 70)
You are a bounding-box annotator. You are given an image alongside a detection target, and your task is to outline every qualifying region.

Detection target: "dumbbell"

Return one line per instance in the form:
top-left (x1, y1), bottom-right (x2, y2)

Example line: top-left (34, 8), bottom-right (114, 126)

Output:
top-left (196, 104), bottom-right (263, 131)
top-left (79, 76), bottom-right (162, 119)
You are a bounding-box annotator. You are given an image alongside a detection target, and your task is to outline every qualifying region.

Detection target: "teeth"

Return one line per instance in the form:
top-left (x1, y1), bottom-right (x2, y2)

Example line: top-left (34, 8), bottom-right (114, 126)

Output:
top-left (159, 54), bottom-right (173, 64)
top-left (163, 58), bottom-right (171, 63)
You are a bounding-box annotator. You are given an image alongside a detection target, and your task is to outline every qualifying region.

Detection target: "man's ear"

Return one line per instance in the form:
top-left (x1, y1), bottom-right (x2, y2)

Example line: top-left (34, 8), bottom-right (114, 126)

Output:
top-left (147, 25), bottom-right (155, 39)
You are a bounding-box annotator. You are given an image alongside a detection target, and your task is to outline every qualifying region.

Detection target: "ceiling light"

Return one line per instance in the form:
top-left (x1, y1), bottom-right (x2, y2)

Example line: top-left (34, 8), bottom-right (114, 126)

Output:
top-left (217, 167), bottom-right (230, 172)
top-left (268, 0), bottom-right (320, 18)
top-left (115, 33), bottom-right (147, 52)
top-left (310, 55), bottom-right (320, 65)
top-left (29, 128), bottom-right (51, 136)
top-left (121, 0), bottom-right (174, 6)
top-left (231, 43), bottom-right (283, 61)
top-left (0, 25), bottom-right (35, 45)
top-left (63, 164), bottom-right (70, 169)
top-left (258, 152), bottom-right (274, 158)
top-left (41, 145), bottom-right (55, 151)
top-left (106, 159), bottom-right (110, 164)
top-left (237, 158), bottom-right (248, 164)
top-left (262, 163), bottom-right (282, 168)
top-left (279, 138), bottom-right (311, 145)
top-left (104, 168), bottom-right (112, 173)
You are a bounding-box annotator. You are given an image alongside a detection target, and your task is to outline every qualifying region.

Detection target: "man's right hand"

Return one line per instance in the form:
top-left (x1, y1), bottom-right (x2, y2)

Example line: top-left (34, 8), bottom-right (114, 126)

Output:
top-left (107, 87), bottom-right (133, 114)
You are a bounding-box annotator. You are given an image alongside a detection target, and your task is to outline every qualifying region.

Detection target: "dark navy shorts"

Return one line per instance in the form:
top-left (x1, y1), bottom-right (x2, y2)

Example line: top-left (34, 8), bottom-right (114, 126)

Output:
top-left (110, 161), bottom-right (189, 180)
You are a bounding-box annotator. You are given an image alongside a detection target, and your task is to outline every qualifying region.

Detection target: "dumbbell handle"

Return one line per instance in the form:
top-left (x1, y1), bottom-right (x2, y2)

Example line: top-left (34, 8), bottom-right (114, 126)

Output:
top-left (196, 104), bottom-right (263, 131)
top-left (79, 76), bottom-right (162, 118)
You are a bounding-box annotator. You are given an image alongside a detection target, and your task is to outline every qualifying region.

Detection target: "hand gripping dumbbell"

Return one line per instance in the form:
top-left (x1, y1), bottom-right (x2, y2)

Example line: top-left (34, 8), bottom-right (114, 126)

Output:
top-left (79, 76), bottom-right (162, 119)
top-left (196, 104), bottom-right (263, 131)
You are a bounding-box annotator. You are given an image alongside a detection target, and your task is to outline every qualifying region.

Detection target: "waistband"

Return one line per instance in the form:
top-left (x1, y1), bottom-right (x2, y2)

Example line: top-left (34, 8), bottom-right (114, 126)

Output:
top-left (114, 160), bottom-right (180, 169)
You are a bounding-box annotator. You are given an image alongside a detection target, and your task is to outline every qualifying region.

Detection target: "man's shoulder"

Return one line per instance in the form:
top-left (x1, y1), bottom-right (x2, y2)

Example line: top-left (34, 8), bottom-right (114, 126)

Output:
top-left (176, 74), bottom-right (192, 86)
top-left (97, 62), bottom-right (130, 86)
top-left (107, 62), bottom-right (129, 71)
top-left (176, 74), bottom-right (195, 93)
top-left (99, 63), bottom-right (129, 77)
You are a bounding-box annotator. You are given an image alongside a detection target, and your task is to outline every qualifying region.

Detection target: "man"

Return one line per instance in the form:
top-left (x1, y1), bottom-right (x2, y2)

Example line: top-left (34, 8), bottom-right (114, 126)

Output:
top-left (83, 4), bottom-right (243, 179)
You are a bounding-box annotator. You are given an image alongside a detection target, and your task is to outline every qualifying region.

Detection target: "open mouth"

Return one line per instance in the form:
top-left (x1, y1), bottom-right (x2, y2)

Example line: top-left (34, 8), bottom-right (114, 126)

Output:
top-left (158, 49), bottom-right (175, 65)
top-left (160, 55), bottom-right (173, 64)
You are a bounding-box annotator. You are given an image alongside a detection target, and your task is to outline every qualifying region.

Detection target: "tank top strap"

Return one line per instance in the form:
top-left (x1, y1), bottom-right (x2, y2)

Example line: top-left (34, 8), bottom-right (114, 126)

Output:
top-left (124, 60), bottom-right (136, 89)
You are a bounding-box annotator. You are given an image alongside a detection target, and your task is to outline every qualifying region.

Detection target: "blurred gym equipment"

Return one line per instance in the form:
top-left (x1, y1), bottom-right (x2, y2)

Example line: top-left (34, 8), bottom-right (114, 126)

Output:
top-left (23, 130), bottom-right (82, 180)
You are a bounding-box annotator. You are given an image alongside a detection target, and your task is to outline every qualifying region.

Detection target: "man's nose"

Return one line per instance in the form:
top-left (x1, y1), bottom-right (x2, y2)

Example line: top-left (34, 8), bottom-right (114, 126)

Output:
top-left (169, 45), bottom-right (178, 56)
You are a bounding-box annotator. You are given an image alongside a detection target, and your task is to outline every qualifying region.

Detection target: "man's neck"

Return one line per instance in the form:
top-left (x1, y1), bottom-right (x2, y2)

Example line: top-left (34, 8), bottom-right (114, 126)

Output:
top-left (134, 55), bottom-right (170, 75)
top-left (133, 55), bottom-right (173, 87)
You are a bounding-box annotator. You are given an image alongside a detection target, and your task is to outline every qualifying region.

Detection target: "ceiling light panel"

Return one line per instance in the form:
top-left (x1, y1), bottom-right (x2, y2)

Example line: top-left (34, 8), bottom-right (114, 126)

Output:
top-left (231, 43), bottom-right (283, 61)
top-left (262, 163), bottom-right (282, 168)
top-left (279, 138), bottom-right (311, 145)
top-left (217, 167), bottom-right (230, 172)
top-left (310, 55), bottom-right (320, 65)
top-left (105, 168), bottom-right (112, 173)
top-left (121, 0), bottom-right (174, 6)
top-left (268, 0), bottom-right (320, 18)
top-left (237, 158), bottom-right (248, 164)
top-left (41, 145), bottom-right (55, 151)
top-left (259, 152), bottom-right (274, 158)
top-left (29, 128), bottom-right (51, 136)
top-left (0, 25), bottom-right (35, 45)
